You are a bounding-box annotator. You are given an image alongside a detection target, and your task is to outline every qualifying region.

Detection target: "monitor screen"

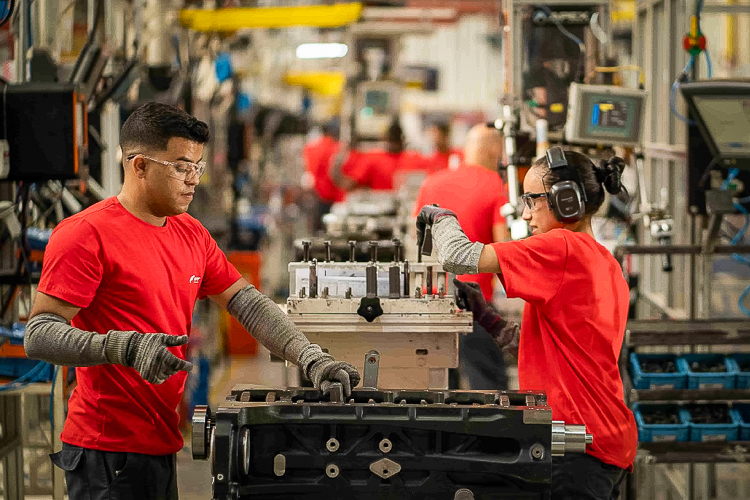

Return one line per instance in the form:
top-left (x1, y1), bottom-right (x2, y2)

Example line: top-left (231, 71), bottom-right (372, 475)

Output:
top-left (565, 83), bottom-right (646, 146)
top-left (691, 96), bottom-right (750, 157)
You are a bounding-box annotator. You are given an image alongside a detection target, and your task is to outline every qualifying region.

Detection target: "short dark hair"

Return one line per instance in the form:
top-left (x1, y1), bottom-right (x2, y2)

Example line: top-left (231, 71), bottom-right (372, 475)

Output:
top-left (120, 102), bottom-right (210, 154)
top-left (533, 150), bottom-right (626, 216)
top-left (431, 122), bottom-right (450, 135)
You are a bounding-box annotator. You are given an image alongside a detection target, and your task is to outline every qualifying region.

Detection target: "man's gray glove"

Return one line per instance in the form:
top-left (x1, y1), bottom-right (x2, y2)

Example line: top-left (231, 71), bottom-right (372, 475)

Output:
top-left (453, 278), bottom-right (520, 355)
top-left (299, 344), bottom-right (360, 397)
top-left (106, 331), bottom-right (193, 385)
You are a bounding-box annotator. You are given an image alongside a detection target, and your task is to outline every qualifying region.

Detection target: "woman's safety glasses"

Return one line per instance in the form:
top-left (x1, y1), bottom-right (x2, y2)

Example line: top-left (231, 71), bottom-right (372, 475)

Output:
top-left (521, 192), bottom-right (548, 210)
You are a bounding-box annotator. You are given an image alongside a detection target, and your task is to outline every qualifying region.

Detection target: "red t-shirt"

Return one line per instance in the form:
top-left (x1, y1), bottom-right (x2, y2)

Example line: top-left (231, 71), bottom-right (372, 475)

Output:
top-left (414, 164), bottom-right (508, 300)
top-left (344, 150), bottom-right (425, 191)
top-left (490, 229), bottom-right (637, 470)
top-left (37, 197), bottom-right (241, 455)
top-left (303, 136), bottom-right (345, 203)
top-left (423, 149), bottom-right (464, 174)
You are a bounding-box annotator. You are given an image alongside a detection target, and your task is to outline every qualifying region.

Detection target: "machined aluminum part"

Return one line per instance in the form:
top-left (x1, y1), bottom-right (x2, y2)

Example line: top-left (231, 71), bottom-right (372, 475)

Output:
top-left (551, 421), bottom-right (593, 456)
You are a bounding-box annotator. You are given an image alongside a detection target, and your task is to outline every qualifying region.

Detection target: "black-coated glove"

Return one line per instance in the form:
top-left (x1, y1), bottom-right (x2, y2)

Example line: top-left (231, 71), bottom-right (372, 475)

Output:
top-left (119, 332), bottom-right (193, 384)
top-left (416, 204), bottom-right (457, 253)
top-left (453, 278), bottom-right (520, 353)
top-left (453, 278), bottom-right (499, 328)
top-left (308, 355), bottom-right (361, 397)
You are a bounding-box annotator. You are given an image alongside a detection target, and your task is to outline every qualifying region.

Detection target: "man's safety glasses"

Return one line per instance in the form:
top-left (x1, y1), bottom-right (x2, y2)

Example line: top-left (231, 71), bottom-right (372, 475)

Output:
top-left (127, 154), bottom-right (206, 182)
top-left (521, 192), bottom-right (548, 210)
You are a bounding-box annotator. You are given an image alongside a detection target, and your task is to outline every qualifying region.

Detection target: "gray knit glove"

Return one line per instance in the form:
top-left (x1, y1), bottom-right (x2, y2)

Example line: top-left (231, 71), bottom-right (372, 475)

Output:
top-left (299, 344), bottom-right (361, 397)
top-left (105, 331), bottom-right (193, 384)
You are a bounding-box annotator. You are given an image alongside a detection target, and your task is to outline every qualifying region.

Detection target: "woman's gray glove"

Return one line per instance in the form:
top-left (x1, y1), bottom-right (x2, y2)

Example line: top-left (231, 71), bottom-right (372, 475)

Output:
top-left (106, 331), bottom-right (193, 384)
top-left (453, 278), bottom-right (520, 355)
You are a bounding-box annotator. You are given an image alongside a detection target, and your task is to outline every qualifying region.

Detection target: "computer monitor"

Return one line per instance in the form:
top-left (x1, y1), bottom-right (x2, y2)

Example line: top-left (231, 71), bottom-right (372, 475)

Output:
top-left (565, 83), bottom-right (647, 146)
top-left (681, 80), bottom-right (750, 168)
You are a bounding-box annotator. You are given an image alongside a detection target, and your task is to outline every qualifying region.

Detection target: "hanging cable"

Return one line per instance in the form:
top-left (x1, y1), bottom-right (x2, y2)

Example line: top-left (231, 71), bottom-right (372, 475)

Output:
top-left (670, 57), bottom-right (696, 124)
top-left (720, 168), bottom-right (750, 316)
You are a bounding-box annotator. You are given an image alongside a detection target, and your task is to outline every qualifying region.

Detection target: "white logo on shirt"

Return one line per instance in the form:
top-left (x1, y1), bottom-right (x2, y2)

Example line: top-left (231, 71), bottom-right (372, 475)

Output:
top-left (189, 275), bottom-right (201, 284)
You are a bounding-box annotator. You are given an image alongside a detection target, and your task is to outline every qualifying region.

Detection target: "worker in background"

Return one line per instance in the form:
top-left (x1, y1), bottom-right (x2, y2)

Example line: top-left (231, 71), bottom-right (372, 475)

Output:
top-left (24, 102), bottom-right (360, 500)
top-left (416, 149), bottom-right (636, 498)
top-left (423, 121), bottom-right (463, 173)
top-left (330, 118), bottom-right (425, 192)
top-left (303, 119), bottom-right (345, 230)
top-left (413, 123), bottom-right (510, 390)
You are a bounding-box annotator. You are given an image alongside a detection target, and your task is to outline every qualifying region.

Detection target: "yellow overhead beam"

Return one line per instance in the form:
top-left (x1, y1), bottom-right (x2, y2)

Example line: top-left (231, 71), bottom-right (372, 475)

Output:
top-left (179, 3), bottom-right (363, 32)
top-left (284, 71), bottom-right (345, 97)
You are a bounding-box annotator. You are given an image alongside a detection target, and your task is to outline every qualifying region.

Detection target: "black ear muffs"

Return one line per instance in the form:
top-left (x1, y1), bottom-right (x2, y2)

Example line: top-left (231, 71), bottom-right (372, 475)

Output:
top-left (545, 147), bottom-right (587, 223)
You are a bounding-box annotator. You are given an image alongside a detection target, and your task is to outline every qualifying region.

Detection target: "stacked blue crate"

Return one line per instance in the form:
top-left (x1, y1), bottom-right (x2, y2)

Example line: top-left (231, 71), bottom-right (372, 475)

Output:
top-left (633, 403), bottom-right (690, 442)
top-left (683, 404), bottom-right (742, 442)
top-left (629, 353), bottom-right (687, 389)
top-left (677, 354), bottom-right (738, 389)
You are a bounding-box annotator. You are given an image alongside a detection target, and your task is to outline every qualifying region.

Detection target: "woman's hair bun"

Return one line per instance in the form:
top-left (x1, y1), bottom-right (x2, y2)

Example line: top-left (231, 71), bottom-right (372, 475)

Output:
top-left (594, 156), bottom-right (626, 195)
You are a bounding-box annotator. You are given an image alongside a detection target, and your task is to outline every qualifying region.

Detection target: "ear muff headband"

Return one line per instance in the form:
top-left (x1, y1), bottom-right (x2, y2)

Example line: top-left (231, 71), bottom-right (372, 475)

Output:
top-left (544, 147), bottom-right (587, 223)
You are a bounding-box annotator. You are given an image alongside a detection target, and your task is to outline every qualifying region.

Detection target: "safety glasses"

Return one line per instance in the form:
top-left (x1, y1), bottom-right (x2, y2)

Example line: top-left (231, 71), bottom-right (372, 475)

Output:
top-left (127, 154), bottom-right (206, 182)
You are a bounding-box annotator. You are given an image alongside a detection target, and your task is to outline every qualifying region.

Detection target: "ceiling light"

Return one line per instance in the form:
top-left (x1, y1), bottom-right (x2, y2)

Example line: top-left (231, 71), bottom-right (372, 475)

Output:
top-left (296, 43), bottom-right (348, 59)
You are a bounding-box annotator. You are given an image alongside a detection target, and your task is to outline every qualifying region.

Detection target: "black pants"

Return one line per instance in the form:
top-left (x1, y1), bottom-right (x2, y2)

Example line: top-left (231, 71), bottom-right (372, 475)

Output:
top-left (552, 454), bottom-right (627, 500)
top-left (50, 443), bottom-right (178, 500)
top-left (451, 321), bottom-right (508, 390)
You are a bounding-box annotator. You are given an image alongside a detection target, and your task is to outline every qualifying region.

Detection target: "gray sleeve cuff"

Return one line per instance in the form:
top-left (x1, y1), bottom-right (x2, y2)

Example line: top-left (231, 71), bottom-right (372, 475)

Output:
top-left (24, 313), bottom-right (135, 367)
top-left (432, 216), bottom-right (484, 275)
top-left (227, 285), bottom-right (312, 367)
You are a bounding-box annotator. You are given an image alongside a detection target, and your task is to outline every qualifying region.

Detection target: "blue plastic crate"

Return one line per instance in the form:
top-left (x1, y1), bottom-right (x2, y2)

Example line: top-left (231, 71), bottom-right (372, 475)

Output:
top-left (677, 354), bottom-right (737, 390)
top-left (633, 403), bottom-right (690, 443)
top-left (735, 404), bottom-right (750, 441)
top-left (684, 404), bottom-right (741, 442)
top-left (729, 353), bottom-right (750, 389)
top-left (629, 352), bottom-right (687, 389)
top-left (0, 358), bottom-right (53, 381)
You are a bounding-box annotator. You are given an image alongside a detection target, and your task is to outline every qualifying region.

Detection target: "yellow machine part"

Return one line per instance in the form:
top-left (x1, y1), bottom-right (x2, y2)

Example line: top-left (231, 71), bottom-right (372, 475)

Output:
top-left (179, 3), bottom-right (363, 32)
top-left (284, 72), bottom-right (346, 97)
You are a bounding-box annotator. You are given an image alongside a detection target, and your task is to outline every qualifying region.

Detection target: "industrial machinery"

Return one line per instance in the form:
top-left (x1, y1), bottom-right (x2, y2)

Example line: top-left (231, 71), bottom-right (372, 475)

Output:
top-left (287, 239), bottom-right (471, 389)
top-left (192, 354), bottom-right (593, 500)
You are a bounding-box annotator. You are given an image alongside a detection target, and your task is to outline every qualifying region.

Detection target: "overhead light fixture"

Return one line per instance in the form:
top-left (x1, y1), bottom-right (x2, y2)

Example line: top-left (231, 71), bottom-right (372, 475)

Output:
top-left (296, 43), bottom-right (348, 59)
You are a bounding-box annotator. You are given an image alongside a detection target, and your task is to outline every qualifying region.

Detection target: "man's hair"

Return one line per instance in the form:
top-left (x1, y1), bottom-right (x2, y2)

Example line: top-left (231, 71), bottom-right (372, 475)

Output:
top-left (431, 122), bottom-right (450, 135)
top-left (120, 102), bottom-right (210, 154)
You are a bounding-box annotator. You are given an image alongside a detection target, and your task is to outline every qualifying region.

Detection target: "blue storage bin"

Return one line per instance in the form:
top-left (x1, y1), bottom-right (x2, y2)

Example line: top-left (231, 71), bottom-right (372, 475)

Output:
top-left (0, 358), bottom-right (53, 381)
top-left (633, 403), bottom-right (690, 442)
top-left (629, 352), bottom-right (687, 389)
top-left (729, 353), bottom-right (750, 389)
top-left (735, 404), bottom-right (750, 441)
top-left (684, 404), bottom-right (741, 442)
top-left (677, 354), bottom-right (737, 390)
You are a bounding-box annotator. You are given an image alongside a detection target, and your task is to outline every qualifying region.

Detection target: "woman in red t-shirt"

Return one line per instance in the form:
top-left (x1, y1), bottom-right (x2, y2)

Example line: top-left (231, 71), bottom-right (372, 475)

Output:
top-left (416, 149), bottom-right (637, 500)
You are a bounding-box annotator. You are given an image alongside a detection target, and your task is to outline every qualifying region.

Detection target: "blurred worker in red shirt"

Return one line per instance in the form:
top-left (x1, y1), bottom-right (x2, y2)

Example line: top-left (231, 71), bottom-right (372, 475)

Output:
top-left (414, 123), bottom-right (510, 390)
top-left (330, 118), bottom-right (426, 192)
top-left (303, 120), bottom-right (345, 229)
top-left (422, 121), bottom-right (463, 174)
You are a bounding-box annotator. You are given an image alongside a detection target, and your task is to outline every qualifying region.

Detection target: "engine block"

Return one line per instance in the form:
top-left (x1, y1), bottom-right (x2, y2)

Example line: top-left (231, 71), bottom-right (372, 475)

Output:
top-left (193, 387), bottom-right (592, 500)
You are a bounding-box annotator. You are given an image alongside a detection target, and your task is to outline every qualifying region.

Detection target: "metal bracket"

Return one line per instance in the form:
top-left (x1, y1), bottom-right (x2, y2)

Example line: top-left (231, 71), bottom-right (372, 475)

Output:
top-left (362, 350), bottom-right (380, 389)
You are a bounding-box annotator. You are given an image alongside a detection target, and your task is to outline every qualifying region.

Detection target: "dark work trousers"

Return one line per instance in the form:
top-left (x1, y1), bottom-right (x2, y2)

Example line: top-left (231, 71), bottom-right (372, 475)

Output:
top-left (452, 321), bottom-right (508, 390)
top-left (50, 442), bottom-right (178, 500)
top-left (552, 454), bottom-right (627, 500)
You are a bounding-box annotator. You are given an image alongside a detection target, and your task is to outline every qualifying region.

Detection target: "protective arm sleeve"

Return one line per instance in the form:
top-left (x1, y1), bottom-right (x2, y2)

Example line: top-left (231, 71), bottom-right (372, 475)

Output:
top-left (226, 284), bottom-right (321, 375)
top-left (431, 216), bottom-right (484, 275)
top-left (24, 313), bottom-right (133, 366)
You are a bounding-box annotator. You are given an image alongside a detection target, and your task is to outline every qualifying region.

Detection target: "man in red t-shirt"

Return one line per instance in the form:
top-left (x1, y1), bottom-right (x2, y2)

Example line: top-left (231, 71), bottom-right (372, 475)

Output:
top-left (303, 120), bottom-right (346, 228)
top-left (24, 103), bottom-right (360, 500)
top-left (414, 123), bottom-right (509, 390)
top-left (416, 149), bottom-right (637, 498)
top-left (422, 122), bottom-right (463, 174)
top-left (330, 119), bottom-right (425, 192)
